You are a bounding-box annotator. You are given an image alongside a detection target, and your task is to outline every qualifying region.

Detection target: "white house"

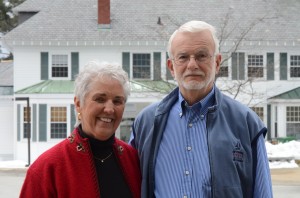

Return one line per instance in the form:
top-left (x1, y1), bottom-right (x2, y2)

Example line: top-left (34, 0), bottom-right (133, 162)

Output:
top-left (0, 61), bottom-right (14, 161)
top-left (1, 0), bottom-right (300, 164)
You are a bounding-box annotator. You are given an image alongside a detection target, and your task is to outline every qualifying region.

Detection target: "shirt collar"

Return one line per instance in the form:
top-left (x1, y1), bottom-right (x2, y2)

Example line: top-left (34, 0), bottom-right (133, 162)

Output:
top-left (177, 85), bottom-right (215, 116)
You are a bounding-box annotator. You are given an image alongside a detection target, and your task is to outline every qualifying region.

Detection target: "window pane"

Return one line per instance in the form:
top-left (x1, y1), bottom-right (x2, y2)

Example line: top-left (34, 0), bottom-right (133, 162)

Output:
top-left (290, 55), bottom-right (300, 78)
top-left (120, 125), bottom-right (131, 142)
top-left (133, 53), bottom-right (151, 79)
top-left (52, 55), bottom-right (68, 77)
top-left (23, 123), bottom-right (31, 139)
top-left (218, 67), bottom-right (228, 77)
top-left (248, 55), bottom-right (263, 78)
top-left (218, 54), bottom-right (229, 77)
top-left (23, 107), bottom-right (31, 122)
top-left (120, 118), bottom-right (134, 142)
top-left (23, 107), bottom-right (31, 138)
top-left (248, 67), bottom-right (263, 78)
top-left (51, 107), bottom-right (67, 139)
top-left (51, 107), bottom-right (67, 122)
top-left (290, 64), bottom-right (300, 78)
top-left (286, 106), bottom-right (300, 137)
top-left (51, 123), bottom-right (67, 138)
top-left (52, 67), bottom-right (68, 77)
top-left (290, 55), bottom-right (300, 66)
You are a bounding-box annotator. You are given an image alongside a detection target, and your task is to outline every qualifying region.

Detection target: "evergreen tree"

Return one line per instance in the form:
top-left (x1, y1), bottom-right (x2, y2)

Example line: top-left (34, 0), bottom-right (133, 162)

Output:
top-left (0, 0), bottom-right (25, 33)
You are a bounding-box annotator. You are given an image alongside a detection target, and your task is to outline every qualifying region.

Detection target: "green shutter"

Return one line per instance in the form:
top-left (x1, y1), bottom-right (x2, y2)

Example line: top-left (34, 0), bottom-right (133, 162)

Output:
top-left (232, 53), bottom-right (245, 80)
top-left (41, 52), bottom-right (49, 80)
top-left (238, 53), bottom-right (245, 80)
top-left (153, 52), bottom-right (161, 80)
top-left (231, 53), bottom-right (238, 80)
top-left (17, 104), bottom-right (21, 141)
top-left (70, 104), bottom-right (76, 130)
top-left (280, 53), bottom-right (287, 80)
top-left (39, 104), bottom-right (47, 142)
top-left (267, 53), bottom-right (275, 80)
top-left (122, 52), bottom-right (130, 76)
top-left (267, 104), bottom-right (271, 140)
top-left (32, 104), bottom-right (37, 142)
top-left (166, 52), bottom-right (173, 80)
top-left (71, 52), bottom-right (79, 80)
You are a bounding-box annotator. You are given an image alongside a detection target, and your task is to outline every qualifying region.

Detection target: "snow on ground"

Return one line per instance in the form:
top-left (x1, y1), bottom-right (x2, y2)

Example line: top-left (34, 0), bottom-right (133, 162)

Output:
top-left (0, 160), bottom-right (27, 169)
top-left (266, 140), bottom-right (300, 169)
top-left (0, 140), bottom-right (299, 169)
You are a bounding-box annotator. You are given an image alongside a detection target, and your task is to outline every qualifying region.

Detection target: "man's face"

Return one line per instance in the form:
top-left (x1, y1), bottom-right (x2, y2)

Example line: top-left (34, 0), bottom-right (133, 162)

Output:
top-left (167, 30), bottom-right (221, 99)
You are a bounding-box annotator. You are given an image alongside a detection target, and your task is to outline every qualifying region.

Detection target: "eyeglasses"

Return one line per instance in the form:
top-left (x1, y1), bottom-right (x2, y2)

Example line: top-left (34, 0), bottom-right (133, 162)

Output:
top-left (172, 52), bottom-right (213, 66)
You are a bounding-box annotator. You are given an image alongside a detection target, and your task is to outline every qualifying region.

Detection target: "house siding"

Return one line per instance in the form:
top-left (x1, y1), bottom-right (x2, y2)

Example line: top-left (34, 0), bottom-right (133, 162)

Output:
top-left (2, 0), bottom-right (300, 163)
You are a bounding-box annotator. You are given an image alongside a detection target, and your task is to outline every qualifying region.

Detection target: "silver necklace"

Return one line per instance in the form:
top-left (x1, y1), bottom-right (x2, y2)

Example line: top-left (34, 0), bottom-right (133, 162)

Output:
top-left (94, 152), bottom-right (113, 163)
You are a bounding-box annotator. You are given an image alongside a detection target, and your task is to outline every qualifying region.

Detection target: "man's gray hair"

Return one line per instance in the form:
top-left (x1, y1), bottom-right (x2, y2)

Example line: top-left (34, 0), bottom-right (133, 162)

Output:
top-left (167, 20), bottom-right (220, 59)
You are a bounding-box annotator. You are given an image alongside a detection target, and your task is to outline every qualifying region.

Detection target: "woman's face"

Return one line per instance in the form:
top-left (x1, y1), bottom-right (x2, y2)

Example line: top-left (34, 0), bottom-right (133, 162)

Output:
top-left (74, 76), bottom-right (126, 141)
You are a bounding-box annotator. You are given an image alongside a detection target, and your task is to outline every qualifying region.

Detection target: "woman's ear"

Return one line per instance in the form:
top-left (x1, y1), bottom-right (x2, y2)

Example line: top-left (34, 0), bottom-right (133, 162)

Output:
top-left (74, 96), bottom-right (81, 112)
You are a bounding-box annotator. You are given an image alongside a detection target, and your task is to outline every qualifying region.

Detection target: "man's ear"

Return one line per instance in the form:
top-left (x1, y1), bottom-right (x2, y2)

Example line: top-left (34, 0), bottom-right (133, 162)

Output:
top-left (215, 54), bottom-right (222, 75)
top-left (167, 59), bottom-right (175, 78)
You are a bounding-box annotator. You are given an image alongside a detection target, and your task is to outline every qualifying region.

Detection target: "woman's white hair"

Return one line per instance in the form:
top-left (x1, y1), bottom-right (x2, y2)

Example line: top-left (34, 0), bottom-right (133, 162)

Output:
top-left (73, 60), bottom-right (130, 127)
top-left (167, 20), bottom-right (220, 59)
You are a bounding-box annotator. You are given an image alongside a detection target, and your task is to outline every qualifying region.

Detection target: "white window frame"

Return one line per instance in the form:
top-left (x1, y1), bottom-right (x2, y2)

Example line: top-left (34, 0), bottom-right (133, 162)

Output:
top-left (247, 54), bottom-right (264, 79)
top-left (20, 104), bottom-right (32, 141)
top-left (49, 53), bottom-right (70, 80)
top-left (286, 106), bottom-right (300, 137)
top-left (289, 54), bottom-right (300, 79)
top-left (47, 105), bottom-right (70, 141)
top-left (131, 52), bottom-right (152, 80)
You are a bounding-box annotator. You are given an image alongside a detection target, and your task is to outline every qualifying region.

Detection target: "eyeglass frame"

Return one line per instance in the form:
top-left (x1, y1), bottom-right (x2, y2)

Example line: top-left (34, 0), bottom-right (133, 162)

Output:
top-left (171, 51), bottom-right (214, 66)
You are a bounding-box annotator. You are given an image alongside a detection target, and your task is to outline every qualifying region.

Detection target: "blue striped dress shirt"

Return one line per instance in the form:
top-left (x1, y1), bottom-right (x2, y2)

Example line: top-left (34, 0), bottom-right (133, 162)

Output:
top-left (154, 88), bottom-right (273, 198)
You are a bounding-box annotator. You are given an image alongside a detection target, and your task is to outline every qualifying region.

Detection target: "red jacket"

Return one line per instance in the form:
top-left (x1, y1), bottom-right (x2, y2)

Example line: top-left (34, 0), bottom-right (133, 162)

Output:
top-left (20, 128), bottom-right (141, 198)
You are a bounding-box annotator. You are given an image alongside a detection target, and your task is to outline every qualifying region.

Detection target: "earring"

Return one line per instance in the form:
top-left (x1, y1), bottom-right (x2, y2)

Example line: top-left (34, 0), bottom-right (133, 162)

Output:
top-left (77, 113), bottom-right (81, 121)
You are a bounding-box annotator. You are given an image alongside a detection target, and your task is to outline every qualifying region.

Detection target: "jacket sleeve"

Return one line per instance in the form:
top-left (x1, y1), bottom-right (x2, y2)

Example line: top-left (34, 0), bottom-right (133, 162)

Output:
top-left (20, 167), bottom-right (55, 198)
top-left (252, 135), bottom-right (273, 198)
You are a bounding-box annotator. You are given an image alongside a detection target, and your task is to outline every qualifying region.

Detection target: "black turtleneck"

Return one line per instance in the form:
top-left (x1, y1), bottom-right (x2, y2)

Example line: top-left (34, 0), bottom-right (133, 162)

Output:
top-left (78, 126), bottom-right (132, 198)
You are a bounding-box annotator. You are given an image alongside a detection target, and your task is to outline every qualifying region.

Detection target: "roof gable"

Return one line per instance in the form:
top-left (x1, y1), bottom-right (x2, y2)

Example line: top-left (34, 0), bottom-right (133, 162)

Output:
top-left (269, 87), bottom-right (300, 100)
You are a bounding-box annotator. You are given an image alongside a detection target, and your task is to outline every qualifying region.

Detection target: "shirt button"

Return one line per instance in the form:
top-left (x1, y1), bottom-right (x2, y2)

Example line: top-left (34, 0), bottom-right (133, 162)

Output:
top-left (179, 112), bottom-right (183, 117)
top-left (188, 123), bottom-right (192, 127)
top-left (185, 170), bottom-right (190, 175)
top-left (187, 146), bottom-right (192, 151)
top-left (200, 114), bottom-right (204, 119)
top-left (183, 196), bottom-right (188, 198)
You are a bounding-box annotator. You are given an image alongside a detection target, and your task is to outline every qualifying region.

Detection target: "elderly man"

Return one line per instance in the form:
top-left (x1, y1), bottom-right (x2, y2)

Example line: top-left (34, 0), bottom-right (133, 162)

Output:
top-left (130, 20), bottom-right (273, 198)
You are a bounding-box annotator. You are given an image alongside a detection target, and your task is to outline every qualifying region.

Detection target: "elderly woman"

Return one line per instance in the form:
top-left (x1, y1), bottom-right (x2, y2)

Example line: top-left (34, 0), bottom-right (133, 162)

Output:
top-left (20, 61), bottom-right (141, 198)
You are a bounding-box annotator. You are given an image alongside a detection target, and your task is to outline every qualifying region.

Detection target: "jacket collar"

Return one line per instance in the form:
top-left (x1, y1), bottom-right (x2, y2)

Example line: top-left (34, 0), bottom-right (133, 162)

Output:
top-left (156, 84), bottom-right (223, 116)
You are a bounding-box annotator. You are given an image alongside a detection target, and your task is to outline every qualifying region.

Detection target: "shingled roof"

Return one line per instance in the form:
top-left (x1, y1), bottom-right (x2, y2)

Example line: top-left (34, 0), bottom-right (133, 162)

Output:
top-left (0, 61), bottom-right (13, 95)
top-left (0, 61), bottom-right (13, 86)
top-left (3, 0), bottom-right (300, 48)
